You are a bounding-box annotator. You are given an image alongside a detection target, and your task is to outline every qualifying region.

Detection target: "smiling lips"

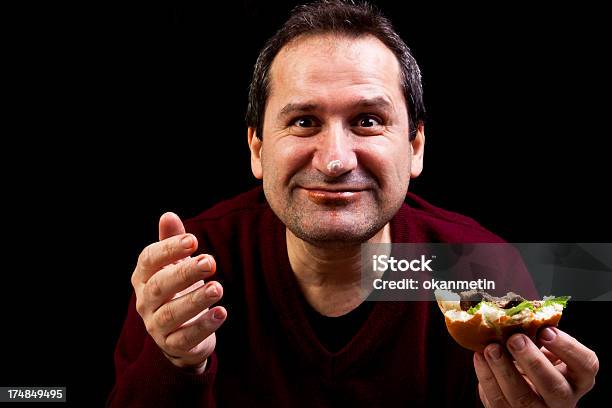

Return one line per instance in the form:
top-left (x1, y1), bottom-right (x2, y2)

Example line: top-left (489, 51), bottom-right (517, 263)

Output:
top-left (302, 188), bottom-right (365, 205)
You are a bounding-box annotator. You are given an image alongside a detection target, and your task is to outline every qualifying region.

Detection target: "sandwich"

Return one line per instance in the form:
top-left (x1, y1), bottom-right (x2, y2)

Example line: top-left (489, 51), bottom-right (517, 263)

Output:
top-left (435, 289), bottom-right (569, 352)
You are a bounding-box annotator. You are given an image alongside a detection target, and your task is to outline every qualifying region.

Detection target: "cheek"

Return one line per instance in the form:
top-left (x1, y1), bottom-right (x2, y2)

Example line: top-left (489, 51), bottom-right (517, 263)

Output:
top-left (262, 138), bottom-right (313, 183)
top-left (358, 139), bottom-right (412, 186)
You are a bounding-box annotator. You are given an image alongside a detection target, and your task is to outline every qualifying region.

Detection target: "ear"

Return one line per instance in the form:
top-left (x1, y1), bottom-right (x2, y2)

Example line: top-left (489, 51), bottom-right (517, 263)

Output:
top-left (410, 122), bottom-right (425, 178)
top-left (248, 127), bottom-right (263, 179)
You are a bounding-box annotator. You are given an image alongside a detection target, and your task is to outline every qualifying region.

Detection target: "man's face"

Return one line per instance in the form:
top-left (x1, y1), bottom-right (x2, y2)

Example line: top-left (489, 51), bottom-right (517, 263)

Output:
top-left (249, 34), bottom-right (424, 246)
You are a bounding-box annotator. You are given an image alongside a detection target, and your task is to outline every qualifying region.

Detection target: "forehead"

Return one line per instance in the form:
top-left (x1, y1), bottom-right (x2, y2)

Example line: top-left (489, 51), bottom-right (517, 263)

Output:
top-left (268, 34), bottom-right (405, 112)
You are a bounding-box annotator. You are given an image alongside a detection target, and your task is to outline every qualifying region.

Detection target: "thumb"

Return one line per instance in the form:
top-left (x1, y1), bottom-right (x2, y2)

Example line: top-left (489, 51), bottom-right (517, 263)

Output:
top-left (159, 212), bottom-right (186, 241)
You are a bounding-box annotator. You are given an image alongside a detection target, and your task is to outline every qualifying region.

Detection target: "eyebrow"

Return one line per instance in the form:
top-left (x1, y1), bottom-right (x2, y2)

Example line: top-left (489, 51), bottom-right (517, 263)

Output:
top-left (277, 96), bottom-right (394, 120)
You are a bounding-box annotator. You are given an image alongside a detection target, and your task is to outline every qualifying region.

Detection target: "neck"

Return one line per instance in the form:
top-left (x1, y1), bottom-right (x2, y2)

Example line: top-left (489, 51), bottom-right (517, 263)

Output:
top-left (286, 224), bottom-right (392, 316)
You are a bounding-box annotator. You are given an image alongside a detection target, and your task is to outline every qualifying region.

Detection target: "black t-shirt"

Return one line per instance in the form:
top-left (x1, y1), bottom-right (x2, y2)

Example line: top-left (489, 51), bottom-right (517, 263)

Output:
top-left (304, 299), bottom-right (376, 353)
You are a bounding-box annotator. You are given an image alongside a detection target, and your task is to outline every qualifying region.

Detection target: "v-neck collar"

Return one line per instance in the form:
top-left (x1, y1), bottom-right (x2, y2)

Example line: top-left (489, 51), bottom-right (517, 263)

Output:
top-left (260, 203), bottom-right (414, 380)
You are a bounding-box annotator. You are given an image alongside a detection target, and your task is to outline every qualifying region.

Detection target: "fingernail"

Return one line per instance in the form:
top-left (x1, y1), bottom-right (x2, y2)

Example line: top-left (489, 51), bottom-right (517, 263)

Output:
top-left (197, 257), bottom-right (211, 271)
top-left (487, 344), bottom-right (502, 360)
top-left (540, 327), bottom-right (556, 342)
top-left (206, 284), bottom-right (218, 298)
top-left (474, 352), bottom-right (483, 363)
top-left (181, 235), bottom-right (193, 249)
top-left (213, 308), bottom-right (224, 320)
top-left (509, 334), bottom-right (526, 351)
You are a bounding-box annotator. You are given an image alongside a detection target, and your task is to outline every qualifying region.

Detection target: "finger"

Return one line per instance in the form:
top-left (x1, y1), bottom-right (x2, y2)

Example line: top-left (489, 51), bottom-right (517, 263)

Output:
top-left (540, 347), bottom-right (561, 365)
top-left (133, 233), bottom-right (198, 284)
top-left (511, 362), bottom-right (540, 392)
top-left (514, 360), bottom-right (525, 375)
top-left (166, 332), bottom-right (215, 370)
top-left (159, 212), bottom-right (186, 241)
top-left (484, 343), bottom-right (545, 407)
top-left (473, 352), bottom-right (511, 408)
top-left (152, 281), bottom-right (223, 335)
top-left (514, 348), bottom-right (561, 374)
top-left (143, 254), bottom-right (216, 312)
top-left (165, 306), bottom-right (227, 355)
top-left (538, 327), bottom-right (599, 393)
top-left (506, 334), bottom-right (572, 406)
top-left (161, 306), bottom-right (211, 367)
top-left (519, 348), bottom-right (570, 379)
top-left (478, 383), bottom-right (491, 408)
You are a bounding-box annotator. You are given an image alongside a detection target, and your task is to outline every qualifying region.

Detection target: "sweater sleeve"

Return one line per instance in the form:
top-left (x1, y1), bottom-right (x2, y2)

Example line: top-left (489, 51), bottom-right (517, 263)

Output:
top-left (106, 293), bottom-right (217, 407)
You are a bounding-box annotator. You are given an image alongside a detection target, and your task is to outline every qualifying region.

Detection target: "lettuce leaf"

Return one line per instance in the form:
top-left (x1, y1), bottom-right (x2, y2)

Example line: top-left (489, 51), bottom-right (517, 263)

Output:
top-left (538, 296), bottom-right (571, 310)
top-left (467, 302), bottom-right (482, 314)
top-left (467, 301), bottom-right (497, 314)
top-left (505, 301), bottom-right (535, 316)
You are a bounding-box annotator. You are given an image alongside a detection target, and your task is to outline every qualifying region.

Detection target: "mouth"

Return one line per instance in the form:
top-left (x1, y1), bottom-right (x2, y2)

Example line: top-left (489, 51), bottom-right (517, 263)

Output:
top-left (299, 187), bottom-right (367, 205)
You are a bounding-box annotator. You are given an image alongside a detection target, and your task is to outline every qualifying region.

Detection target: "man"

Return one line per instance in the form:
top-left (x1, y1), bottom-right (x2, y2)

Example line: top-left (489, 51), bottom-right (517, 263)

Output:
top-left (108, 1), bottom-right (598, 406)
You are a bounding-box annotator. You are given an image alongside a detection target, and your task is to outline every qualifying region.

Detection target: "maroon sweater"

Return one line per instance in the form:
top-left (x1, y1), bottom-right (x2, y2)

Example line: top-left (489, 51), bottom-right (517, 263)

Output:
top-left (108, 187), bottom-right (534, 407)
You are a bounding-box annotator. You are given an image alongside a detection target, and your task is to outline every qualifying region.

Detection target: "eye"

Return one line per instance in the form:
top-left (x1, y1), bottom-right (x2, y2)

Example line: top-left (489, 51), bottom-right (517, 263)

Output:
top-left (293, 117), bottom-right (318, 128)
top-left (356, 115), bottom-right (382, 128)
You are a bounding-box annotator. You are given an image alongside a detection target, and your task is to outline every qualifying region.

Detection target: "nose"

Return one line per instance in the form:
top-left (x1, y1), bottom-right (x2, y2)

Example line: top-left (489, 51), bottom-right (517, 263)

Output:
top-left (312, 123), bottom-right (357, 177)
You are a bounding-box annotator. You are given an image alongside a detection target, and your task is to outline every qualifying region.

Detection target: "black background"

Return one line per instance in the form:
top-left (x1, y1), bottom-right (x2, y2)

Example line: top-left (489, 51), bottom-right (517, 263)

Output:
top-left (2, 1), bottom-right (610, 406)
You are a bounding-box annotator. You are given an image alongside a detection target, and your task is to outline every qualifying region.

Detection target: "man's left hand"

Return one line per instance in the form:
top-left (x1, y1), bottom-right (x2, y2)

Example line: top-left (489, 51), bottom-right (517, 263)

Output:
top-left (474, 327), bottom-right (598, 407)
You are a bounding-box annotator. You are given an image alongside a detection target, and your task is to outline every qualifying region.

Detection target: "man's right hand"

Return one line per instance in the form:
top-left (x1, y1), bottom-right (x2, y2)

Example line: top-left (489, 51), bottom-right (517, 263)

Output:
top-left (131, 212), bottom-right (226, 374)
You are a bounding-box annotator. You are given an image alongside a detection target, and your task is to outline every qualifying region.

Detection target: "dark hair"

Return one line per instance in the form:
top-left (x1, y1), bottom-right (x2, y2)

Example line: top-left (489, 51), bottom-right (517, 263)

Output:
top-left (246, 0), bottom-right (425, 141)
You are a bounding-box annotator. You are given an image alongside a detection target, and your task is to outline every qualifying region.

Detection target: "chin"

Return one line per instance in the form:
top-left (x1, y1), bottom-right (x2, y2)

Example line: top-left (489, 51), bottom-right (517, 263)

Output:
top-left (288, 219), bottom-right (384, 247)
top-left (267, 189), bottom-right (402, 246)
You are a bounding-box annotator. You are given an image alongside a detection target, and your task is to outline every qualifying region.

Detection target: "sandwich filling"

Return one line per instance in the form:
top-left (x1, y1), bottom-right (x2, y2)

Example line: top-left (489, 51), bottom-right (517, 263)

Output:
top-left (436, 289), bottom-right (569, 326)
